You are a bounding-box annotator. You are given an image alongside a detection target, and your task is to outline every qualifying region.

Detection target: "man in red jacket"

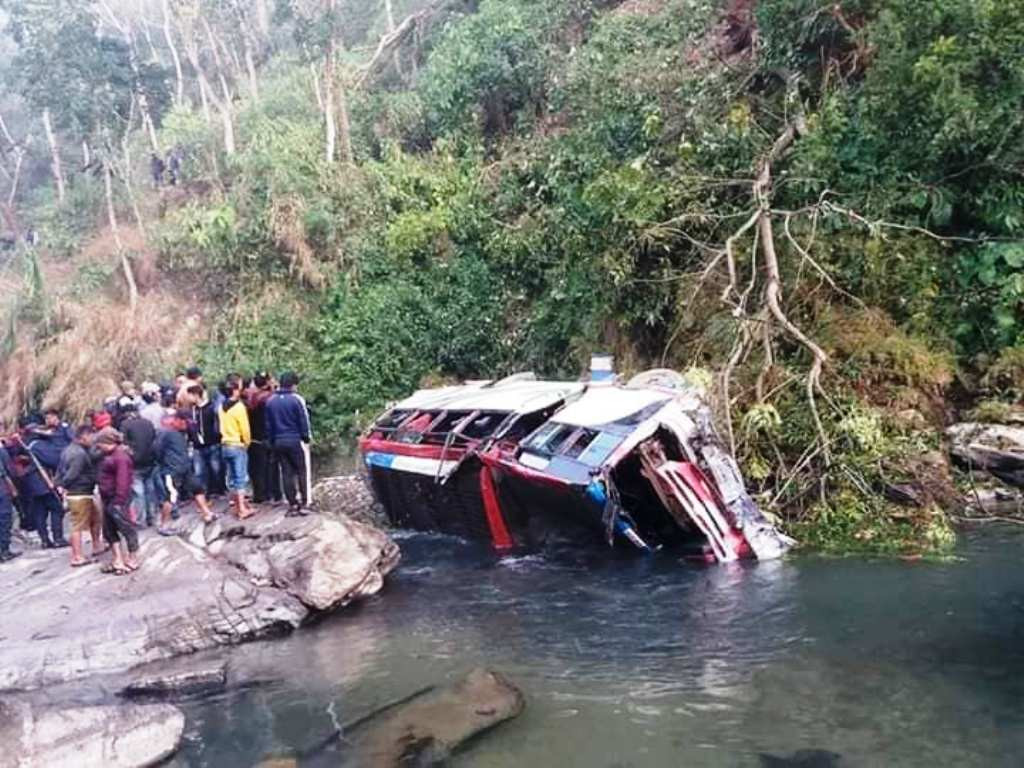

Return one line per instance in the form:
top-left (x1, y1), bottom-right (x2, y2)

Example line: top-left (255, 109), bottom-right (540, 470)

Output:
top-left (95, 428), bottom-right (139, 574)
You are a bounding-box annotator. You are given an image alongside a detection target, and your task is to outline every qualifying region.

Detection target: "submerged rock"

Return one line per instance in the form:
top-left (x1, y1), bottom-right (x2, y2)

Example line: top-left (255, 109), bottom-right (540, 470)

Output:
top-left (0, 507), bottom-right (398, 692)
top-left (0, 699), bottom-right (185, 768)
top-left (120, 657), bottom-right (228, 699)
top-left (759, 749), bottom-right (843, 767)
top-left (339, 668), bottom-right (525, 767)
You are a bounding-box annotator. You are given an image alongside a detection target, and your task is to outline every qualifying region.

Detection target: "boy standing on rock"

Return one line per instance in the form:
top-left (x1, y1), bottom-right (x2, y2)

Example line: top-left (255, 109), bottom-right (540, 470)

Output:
top-left (219, 375), bottom-right (253, 521)
top-left (155, 411), bottom-right (216, 534)
top-left (95, 428), bottom-right (139, 575)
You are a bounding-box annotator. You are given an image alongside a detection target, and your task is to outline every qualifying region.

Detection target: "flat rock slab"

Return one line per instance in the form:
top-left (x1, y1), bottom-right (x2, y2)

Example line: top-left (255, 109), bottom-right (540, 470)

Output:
top-left (0, 506), bottom-right (399, 692)
top-left (0, 699), bottom-right (184, 768)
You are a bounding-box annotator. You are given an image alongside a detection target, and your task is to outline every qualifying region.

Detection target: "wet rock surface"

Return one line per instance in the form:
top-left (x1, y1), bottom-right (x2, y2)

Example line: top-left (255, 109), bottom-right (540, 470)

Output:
top-left (0, 503), bottom-right (399, 692)
top-left (0, 698), bottom-right (185, 768)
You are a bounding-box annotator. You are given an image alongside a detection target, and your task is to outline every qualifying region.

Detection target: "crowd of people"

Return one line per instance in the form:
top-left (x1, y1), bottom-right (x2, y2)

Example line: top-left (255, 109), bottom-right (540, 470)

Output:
top-left (0, 367), bottom-right (314, 575)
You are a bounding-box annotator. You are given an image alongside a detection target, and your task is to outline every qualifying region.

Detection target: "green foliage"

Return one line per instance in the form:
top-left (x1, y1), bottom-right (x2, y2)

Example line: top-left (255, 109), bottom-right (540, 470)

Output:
top-left (420, 0), bottom-right (549, 139)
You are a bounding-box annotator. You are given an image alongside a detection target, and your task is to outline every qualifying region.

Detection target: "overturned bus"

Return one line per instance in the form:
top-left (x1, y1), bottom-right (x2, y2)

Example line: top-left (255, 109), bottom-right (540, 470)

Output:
top-left (359, 371), bottom-right (794, 562)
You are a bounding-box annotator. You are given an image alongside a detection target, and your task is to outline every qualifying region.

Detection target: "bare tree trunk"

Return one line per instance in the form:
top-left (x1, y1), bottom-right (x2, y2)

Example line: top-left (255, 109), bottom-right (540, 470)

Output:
top-left (336, 70), bottom-right (354, 165)
top-left (122, 101), bottom-right (147, 236)
top-left (242, 36), bottom-right (260, 101)
top-left (0, 113), bottom-right (26, 226)
top-left (141, 19), bottom-right (163, 66)
top-left (201, 17), bottom-right (237, 155)
top-left (197, 69), bottom-right (213, 124)
top-left (384, 0), bottom-right (402, 76)
top-left (255, 0), bottom-right (270, 36)
top-left (41, 109), bottom-right (65, 203)
top-left (98, 0), bottom-right (160, 153)
top-left (161, 0), bottom-right (185, 106)
top-left (323, 40), bottom-right (337, 163)
top-left (309, 57), bottom-right (324, 112)
top-left (103, 161), bottom-right (138, 310)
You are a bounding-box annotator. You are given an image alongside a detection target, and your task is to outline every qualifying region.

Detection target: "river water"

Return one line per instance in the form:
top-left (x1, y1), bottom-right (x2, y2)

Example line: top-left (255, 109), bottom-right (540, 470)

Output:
top-left (180, 526), bottom-right (1024, 767)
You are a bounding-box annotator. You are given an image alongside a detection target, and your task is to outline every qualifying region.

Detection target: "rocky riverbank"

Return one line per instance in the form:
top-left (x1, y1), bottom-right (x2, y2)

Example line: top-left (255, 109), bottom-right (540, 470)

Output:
top-left (0, 501), bottom-right (399, 693)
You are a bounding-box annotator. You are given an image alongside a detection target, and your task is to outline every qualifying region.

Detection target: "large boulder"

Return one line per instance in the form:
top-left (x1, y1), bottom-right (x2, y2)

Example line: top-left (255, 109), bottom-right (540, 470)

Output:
top-left (313, 473), bottom-right (389, 529)
top-left (0, 699), bottom-right (184, 768)
top-left (212, 513), bottom-right (400, 611)
top-left (0, 508), bottom-right (398, 692)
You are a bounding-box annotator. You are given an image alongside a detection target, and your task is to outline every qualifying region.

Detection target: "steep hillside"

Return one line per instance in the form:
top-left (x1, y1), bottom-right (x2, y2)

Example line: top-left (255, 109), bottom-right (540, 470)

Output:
top-left (2, 0), bottom-right (1022, 552)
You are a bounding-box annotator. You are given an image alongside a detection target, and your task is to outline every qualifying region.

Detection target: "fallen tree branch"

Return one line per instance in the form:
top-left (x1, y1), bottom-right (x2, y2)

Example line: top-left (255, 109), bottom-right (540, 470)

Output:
top-left (357, 0), bottom-right (465, 89)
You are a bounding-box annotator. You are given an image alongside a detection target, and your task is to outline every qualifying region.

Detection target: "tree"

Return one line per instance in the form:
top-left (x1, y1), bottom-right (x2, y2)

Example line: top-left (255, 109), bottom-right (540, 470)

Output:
top-left (286, 0), bottom-right (354, 164)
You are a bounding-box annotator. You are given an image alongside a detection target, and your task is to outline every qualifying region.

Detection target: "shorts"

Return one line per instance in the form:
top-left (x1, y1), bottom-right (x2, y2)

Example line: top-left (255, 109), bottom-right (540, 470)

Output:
top-left (164, 470), bottom-right (204, 505)
top-left (222, 445), bottom-right (249, 493)
top-left (66, 496), bottom-right (100, 534)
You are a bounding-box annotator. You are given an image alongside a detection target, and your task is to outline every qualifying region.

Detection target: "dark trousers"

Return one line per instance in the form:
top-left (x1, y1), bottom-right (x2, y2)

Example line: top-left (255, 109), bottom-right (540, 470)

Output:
top-left (32, 493), bottom-right (64, 544)
top-left (0, 494), bottom-right (12, 552)
top-left (102, 502), bottom-right (139, 553)
top-left (274, 441), bottom-right (310, 508)
top-left (249, 442), bottom-right (281, 503)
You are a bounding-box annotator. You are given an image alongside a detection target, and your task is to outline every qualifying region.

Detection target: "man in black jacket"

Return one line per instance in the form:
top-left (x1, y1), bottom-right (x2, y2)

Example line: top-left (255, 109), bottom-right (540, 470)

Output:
top-left (56, 425), bottom-right (101, 566)
top-left (120, 403), bottom-right (160, 526)
top-left (266, 371), bottom-right (313, 516)
top-left (190, 386), bottom-right (224, 496)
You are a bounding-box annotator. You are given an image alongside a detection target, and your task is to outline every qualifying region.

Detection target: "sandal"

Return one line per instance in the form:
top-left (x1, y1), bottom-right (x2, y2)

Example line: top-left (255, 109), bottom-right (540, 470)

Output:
top-left (100, 563), bottom-right (130, 576)
top-left (70, 559), bottom-right (90, 568)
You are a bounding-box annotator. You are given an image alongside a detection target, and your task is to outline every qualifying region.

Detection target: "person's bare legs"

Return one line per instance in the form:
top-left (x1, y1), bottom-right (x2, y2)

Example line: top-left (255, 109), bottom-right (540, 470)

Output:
top-left (235, 491), bottom-right (252, 520)
top-left (90, 521), bottom-right (104, 557)
top-left (108, 541), bottom-right (128, 573)
top-left (195, 493), bottom-right (215, 523)
top-left (69, 530), bottom-right (87, 566)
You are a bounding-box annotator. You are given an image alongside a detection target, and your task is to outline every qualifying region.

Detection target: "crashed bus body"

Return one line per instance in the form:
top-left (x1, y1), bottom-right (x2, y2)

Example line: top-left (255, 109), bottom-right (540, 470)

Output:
top-left (359, 372), bottom-right (793, 562)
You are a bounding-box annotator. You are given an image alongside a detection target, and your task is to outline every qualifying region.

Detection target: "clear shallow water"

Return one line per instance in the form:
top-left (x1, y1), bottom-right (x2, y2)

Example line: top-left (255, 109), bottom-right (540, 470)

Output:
top-left (180, 526), bottom-right (1024, 767)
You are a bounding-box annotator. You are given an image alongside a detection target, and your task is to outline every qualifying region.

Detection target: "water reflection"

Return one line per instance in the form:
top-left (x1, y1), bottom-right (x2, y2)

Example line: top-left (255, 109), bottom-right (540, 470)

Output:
top-left (177, 527), bottom-right (1024, 767)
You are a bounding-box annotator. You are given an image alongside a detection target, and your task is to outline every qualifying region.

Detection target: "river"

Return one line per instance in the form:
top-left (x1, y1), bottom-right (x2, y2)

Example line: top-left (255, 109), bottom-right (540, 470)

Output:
top-left (178, 525), bottom-right (1024, 767)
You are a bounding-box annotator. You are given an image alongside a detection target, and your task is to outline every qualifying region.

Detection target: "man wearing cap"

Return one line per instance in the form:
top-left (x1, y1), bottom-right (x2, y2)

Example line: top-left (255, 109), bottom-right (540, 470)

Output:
top-left (95, 428), bottom-right (139, 573)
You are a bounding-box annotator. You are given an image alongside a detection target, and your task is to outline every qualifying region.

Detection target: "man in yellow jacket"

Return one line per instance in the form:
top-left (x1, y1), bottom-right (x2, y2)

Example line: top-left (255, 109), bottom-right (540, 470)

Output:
top-left (219, 375), bottom-right (253, 520)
